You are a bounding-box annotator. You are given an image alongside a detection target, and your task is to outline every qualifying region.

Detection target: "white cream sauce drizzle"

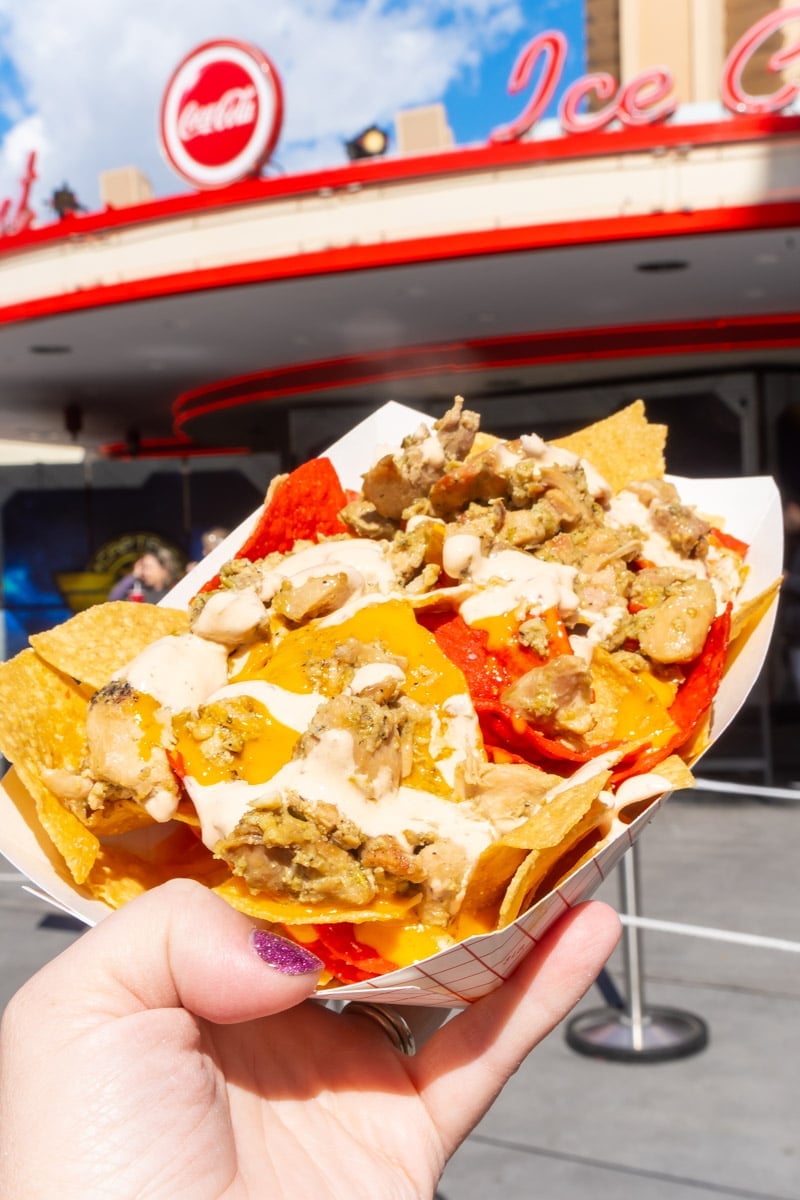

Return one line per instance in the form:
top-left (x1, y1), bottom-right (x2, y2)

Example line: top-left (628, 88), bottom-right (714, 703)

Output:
top-left (518, 432), bottom-right (612, 502)
top-left (206, 680), bottom-right (324, 731)
top-left (259, 538), bottom-right (397, 601)
top-left (119, 633), bottom-right (229, 711)
top-left (614, 771), bottom-right (674, 806)
top-left (185, 725), bottom-right (496, 859)
top-left (192, 587), bottom-right (265, 645)
top-left (606, 491), bottom-right (703, 578)
top-left (442, 533), bottom-right (579, 622)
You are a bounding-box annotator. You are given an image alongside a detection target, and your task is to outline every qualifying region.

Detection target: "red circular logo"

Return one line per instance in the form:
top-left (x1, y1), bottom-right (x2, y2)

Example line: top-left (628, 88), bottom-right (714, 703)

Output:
top-left (160, 40), bottom-right (283, 189)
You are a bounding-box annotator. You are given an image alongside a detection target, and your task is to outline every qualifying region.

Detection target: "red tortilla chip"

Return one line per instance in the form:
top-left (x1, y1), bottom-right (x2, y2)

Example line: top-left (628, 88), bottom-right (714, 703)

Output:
top-left (237, 457), bottom-right (349, 559)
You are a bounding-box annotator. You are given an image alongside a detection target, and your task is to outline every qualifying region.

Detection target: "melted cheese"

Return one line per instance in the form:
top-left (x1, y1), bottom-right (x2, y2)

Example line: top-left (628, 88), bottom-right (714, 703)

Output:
top-left (179, 598), bottom-right (494, 861)
top-left (186, 725), bottom-right (495, 858)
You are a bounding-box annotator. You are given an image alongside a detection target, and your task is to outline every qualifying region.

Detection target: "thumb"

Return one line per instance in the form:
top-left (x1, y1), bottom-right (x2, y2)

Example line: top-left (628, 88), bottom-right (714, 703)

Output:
top-left (25, 879), bottom-right (323, 1026)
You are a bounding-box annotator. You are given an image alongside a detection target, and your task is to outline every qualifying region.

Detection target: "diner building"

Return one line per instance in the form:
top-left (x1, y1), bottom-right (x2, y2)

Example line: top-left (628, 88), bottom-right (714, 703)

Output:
top-left (0, 0), bottom-right (799, 717)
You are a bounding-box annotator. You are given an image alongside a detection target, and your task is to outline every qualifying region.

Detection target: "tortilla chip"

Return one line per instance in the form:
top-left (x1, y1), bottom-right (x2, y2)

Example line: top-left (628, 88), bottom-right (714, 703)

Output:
top-left (552, 400), bottom-right (666, 492)
top-left (85, 826), bottom-right (228, 908)
top-left (0, 649), bottom-right (88, 773)
top-left (729, 579), bottom-right (781, 651)
top-left (3, 763), bottom-right (100, 886)
top-left (459, 843), bottom-right (529, 914)
top-left (612, 755), bottom-right (693, 824)
top-left (646, 753), bottom-right (695, 793)
top-left (458, 771), bottom-right (610, 923)
top-left (212, 876), bottom-right (421, 925)
top-left (500, 771), bottom-right (611, 849)
top-left (498, 798), bottom-right (611, 927)
top-left (30, 602), bottom-right (189, 691)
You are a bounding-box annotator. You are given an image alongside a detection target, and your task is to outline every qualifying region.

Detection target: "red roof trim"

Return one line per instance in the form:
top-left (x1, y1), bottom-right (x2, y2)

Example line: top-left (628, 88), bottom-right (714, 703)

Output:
top-left (2, 111), bottom-right (799, 258)
top-left (2, 199), bottom-right (800, 328)
top-left (173, 312), bottom-right (800, 432)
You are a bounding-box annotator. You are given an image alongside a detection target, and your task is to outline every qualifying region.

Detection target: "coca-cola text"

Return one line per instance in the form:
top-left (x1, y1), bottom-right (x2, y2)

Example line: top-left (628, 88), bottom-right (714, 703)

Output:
top-left (177, 86), bottom-right (258, 143)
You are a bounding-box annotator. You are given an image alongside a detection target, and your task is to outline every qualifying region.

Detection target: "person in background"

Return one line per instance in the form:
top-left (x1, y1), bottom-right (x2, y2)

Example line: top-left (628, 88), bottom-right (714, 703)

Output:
top-left (0, 880), bottom-right (619, 1199)
top-left (184, 525), bottom-right (230, 574)
top-left (108, 547), bottom-right (182, 604)
top-left (201, 525), bottom-right (229, 556)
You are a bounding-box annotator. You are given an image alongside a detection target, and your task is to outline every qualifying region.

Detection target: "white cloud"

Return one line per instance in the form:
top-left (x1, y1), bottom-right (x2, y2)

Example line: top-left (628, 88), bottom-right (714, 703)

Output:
top-left (0, 0), bottom-right (522, 218)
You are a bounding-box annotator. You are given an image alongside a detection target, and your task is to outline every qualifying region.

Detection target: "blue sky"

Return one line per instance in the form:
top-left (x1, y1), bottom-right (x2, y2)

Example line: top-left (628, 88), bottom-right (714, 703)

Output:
top-left (0, 1), bottom-right (586, 218)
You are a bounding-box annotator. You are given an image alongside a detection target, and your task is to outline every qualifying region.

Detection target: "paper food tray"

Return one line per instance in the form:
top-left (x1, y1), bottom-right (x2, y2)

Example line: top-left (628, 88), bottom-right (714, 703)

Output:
top-left (0, 403), bottom-right (782, 1006)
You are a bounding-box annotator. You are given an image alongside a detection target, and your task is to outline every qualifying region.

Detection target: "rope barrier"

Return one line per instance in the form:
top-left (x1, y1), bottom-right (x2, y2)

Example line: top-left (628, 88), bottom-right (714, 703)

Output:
top-left (619, 914), bottom-right (800, 955)
top-left (693, 777), bottom-right (800, 803)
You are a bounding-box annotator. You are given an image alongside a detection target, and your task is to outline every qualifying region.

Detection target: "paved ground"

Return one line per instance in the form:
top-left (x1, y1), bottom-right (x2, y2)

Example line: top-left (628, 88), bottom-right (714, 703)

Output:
top-left (1, 709), bottom-right (798, 1199)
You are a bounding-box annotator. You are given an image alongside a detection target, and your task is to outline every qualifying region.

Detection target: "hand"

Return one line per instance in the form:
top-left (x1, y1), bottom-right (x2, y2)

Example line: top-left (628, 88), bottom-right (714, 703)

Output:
top-left (0, 880), bottom-right (619, 1200)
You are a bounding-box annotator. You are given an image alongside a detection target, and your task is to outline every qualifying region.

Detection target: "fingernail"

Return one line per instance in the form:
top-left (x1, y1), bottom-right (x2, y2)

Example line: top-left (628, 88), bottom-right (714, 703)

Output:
top-left (250, 929), bottom-right (324, 975)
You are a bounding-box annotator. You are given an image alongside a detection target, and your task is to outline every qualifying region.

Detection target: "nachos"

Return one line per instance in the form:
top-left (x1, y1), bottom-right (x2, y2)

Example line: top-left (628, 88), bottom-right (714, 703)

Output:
top-left (0, 400), bottom-right (777, 985)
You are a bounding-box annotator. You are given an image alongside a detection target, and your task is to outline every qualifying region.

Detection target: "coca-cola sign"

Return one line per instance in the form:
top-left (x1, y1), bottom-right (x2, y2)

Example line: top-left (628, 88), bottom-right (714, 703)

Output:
top-left (160, 40), bottom-right (283, 188)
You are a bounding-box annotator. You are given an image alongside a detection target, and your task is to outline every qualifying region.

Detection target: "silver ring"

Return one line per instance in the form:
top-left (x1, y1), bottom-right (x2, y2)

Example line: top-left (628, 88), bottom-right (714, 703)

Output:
top-left (342, 1002), bottom-right (416, 1055)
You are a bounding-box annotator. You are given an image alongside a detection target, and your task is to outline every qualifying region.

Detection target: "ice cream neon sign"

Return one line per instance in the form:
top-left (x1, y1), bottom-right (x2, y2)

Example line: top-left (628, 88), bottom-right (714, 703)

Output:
top-left (490, 4), bottom-right (800, 143)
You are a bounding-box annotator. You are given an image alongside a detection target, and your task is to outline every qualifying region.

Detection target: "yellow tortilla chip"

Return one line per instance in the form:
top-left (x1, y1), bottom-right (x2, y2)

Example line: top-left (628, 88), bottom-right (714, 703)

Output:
top-left (498, 798), bottom-right (611, 927)
top-left (0, 647), bottom-right (153, 839)
top-left (552, 399), bottom-right (666, 492)
top-left (612, 755), bottom-right (694, 825)
top-left (646, 753), bottom-right (695, 794)
top-left (86, 826), bottom-right (228, 908)
top-left (0, 649), bottom-right (88, 773)
top-left (3, 764), bottom-right (100, 886)
top-left (30, 602), bottom-right (189, 691)
top-left (499, 771), bottom-right (611, 849)
top-left (729, 579), bottom-right (781, 652)
top-left (458, 771), bottom-right (609, 925)
top-left (458, 843), bottom-right (529, 915)
top-left (212, 876), bottom-right (421, 925)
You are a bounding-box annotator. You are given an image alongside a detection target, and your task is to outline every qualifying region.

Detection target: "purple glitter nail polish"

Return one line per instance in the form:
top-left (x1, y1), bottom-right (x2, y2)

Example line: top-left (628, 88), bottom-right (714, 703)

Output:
top-left (250, 929), bottom-right (323, 975)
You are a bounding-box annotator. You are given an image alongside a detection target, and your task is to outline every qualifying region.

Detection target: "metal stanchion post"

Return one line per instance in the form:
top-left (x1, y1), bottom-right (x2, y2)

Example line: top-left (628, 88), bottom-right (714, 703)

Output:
top-left (565, 842), bottom-right (708, 1061)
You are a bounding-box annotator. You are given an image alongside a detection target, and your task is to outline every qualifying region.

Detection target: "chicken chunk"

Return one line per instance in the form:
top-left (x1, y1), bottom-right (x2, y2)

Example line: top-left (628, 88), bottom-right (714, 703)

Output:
top-left (217, 793), bottom-right (378, 906)
top-left (650, 501), bottom-right (710, 558)
top-left (470, 760), bottom-right (562, 830)
top-left (85, 680), bottom-right (180, 821)
top-left (434, 395), bottom-right (480, 461)
top-left (502, 655), bottom-right (595, 738)
top-left (636, 576), bottom-right (717, 664)
top-left (216, 793), bottom-right (426, 908)
top-left (271, 571), bottom-right (353, 624)
top-left (361, 398), bottom-right (479, 520)
top-left (415, 838), bottom-right (469, 925)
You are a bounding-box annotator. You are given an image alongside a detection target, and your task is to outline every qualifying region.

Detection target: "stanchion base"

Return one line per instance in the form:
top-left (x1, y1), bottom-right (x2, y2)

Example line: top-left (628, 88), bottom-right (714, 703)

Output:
top-left (565, 1006), bottom-right (708, 1063)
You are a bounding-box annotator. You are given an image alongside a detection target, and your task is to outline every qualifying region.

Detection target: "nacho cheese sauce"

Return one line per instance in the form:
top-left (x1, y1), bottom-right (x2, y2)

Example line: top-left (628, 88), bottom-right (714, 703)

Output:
top-left (184, 725), bottom-right (495, 861)
top-left (166, 597), bottom-right (499, 897)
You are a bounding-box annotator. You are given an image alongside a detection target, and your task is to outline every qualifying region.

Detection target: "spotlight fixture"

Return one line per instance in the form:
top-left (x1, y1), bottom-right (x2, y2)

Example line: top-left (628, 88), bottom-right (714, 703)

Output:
top-left (50, 183), bottom-right (85, 220)
top-left (345, 125), bottom-right (389, 161)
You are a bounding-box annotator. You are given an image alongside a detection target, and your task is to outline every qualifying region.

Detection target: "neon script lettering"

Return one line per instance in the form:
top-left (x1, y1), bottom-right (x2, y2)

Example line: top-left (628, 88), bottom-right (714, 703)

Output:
top-left (0, 150), bottom-right (37, 238)
top-left (490, 3), bottom-right (800, 143)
